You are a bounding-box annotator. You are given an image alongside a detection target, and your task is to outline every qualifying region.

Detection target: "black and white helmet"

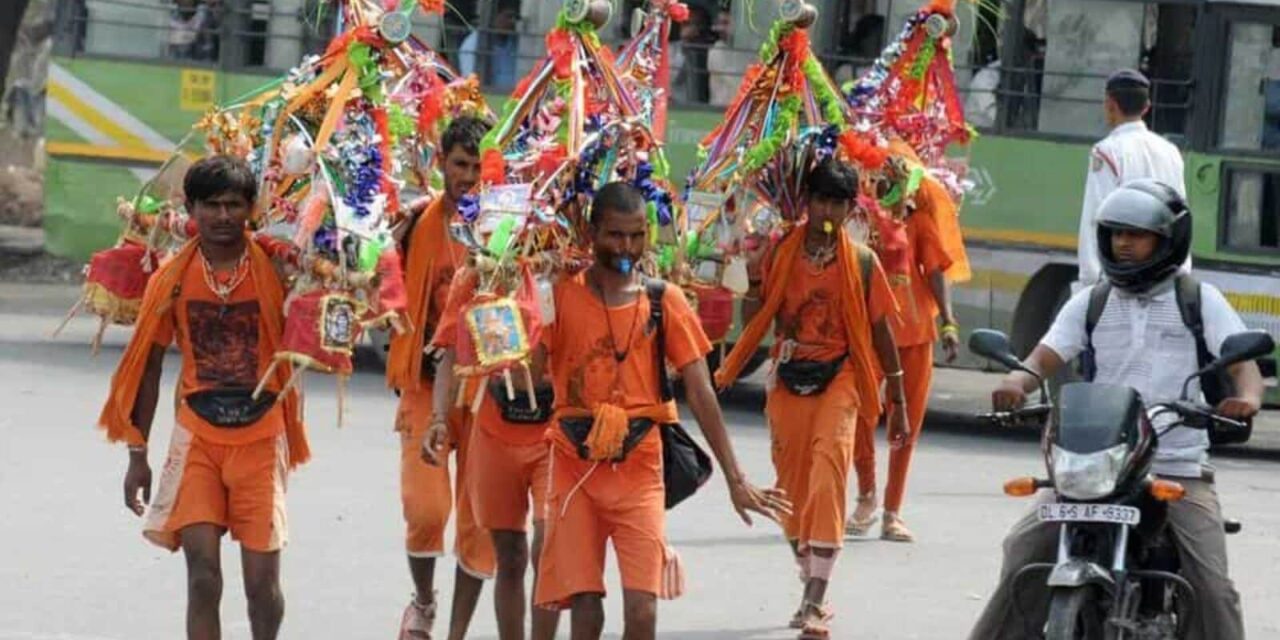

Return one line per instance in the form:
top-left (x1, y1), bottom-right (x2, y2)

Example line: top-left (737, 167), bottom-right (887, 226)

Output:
top-left (1095, 179), bottom-right (1191, 293)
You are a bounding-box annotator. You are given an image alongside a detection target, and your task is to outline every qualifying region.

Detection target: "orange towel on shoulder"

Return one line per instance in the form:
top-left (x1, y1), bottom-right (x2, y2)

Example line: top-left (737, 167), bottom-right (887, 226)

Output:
top-left (714, 226), bottom-right (882, 419)
top-left (98, 238), bottom-right (310, 467)
top-left (387, 198), bottom-right (455, 392)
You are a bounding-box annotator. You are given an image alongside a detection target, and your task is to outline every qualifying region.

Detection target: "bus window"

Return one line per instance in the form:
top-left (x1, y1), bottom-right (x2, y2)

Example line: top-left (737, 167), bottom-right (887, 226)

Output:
top-left (1220, 21), bottom-right (1280, 151)
top-left (1003, 1), bottom-right (1194, 141)
top-left (1222, 166), bottom-right (1280, 254)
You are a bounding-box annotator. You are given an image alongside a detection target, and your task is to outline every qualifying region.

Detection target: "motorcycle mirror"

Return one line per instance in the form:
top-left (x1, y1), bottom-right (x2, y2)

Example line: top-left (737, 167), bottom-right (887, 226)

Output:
top-left (1181, 330), bottom-right (1275, 400)
top-left (1210, 330), bottom-right (1275, 372)
top-left (968, 329), bottom-right (1024, 372)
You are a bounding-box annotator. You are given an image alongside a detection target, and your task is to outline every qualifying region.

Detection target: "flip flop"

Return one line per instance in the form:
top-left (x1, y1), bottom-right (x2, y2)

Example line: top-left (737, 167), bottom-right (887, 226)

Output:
top-left (881, 514), bottom-right (916, 543)
top-left (791, 601), bottom-right (834, 631)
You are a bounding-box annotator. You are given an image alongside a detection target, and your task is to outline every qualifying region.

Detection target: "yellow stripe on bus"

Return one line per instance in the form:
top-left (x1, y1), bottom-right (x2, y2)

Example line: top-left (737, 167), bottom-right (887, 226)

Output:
top-left (962, 227), bottom-right (1079, 250)
top-left (47, 141), bottom-right (174, 164)
top-left (962, 269), bottom-right (1280, 316)
top-left (1225, 292), bottom-right (1280, 317)
top-left (47, 80), bottom-right (151, 150)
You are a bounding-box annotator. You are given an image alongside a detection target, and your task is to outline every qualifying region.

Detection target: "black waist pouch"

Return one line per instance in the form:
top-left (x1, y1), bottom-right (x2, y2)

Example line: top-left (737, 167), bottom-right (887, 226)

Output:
top-left (186, 388), bottom-right (278, 428)
top-left (489, 383), bottom-right (555, 424)
top-left (776, 356), bottom-right (847, 396)
top-left (559, 417), bottom-right (656, 462)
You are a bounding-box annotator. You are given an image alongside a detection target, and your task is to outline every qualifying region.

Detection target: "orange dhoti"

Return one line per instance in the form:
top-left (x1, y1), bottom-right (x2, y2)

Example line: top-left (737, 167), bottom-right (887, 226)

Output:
top-left (397, 385), bottom-right (496, 579)
top-left (534, 431), bottom-right (666, 609)
top-left (768, 368), bottom-right (861, 550)
top-left (853, 342), bottom-right (934, 511)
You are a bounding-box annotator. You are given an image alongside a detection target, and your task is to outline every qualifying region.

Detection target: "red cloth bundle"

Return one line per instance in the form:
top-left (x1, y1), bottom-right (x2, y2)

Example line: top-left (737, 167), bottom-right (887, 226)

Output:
top-left (82, 241), bottom-right (157, 326)
top-left (694, 285), bottom-right (734, 343)
top-left (275, 290), bottom-right (362, 375)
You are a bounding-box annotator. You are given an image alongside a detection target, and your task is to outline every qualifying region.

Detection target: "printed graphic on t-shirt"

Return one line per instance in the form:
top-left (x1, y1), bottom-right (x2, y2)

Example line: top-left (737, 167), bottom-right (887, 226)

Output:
top-left (188, 300), bottom-right (261, 387)
top-left (780, 287), bottom-right (839, 344)
top-left (567, 335), bottom-right (619, 408)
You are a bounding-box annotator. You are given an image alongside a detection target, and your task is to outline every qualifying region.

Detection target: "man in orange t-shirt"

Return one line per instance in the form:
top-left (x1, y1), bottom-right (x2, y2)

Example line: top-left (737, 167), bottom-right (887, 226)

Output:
top-left (385, 116), bottom-right (495, 640)
top-left (733, 158), bottom-right (909, 638)
top-left (427, 268), bottom-right (561, 640)
top-left (848, 172), bottom-right (961, 543)
top-left (533, 182), bottom-right (789, 640)
top-left (104, 156), bottom-right (301, 639)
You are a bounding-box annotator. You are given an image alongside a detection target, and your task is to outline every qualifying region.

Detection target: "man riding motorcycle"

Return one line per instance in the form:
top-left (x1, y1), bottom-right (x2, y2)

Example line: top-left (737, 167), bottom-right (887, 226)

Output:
top-left (967, 179), bottom-right (1265, 640)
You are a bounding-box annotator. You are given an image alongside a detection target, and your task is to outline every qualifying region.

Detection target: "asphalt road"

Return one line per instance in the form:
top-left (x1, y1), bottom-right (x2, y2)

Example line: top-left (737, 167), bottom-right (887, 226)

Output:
top-left (1, 310), bottom-right (1278, 640)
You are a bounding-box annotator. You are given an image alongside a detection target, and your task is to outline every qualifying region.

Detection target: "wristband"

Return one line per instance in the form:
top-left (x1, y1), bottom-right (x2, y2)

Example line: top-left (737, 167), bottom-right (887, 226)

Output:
top-left (128, 444), bottom-right (147, 454)
top-left (885, 370), bottom-right (904, 378)
top-left (940, 322), bottom-right (960, 336)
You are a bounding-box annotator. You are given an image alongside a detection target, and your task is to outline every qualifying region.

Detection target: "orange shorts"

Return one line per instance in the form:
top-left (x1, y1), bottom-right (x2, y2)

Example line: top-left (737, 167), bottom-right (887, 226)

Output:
top-left (143, 422), bottom-right (289, 553)
top-left (767, 368), bottom-right (860, 550)
top-left (534, 431), bottom-right (666, 609)
top-left (468, 424), bottom-right (551, 532)
top-left (398, 386), bottom-right (496, 579)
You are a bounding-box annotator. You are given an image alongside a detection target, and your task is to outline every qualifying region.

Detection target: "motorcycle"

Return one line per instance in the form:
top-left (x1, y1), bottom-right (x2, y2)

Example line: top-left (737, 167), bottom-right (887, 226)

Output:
top-left (968, 328), bottom-right (1274, 640)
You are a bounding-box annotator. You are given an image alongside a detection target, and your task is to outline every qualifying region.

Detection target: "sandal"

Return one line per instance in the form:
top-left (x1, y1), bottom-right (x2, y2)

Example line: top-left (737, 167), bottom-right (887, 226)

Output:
top-left (844, 492), bottom-right (879, 539)
top-left (798, 621), bottom-right (832, 639)
top-left (790, 601), bottom-right (834, 631)
top-left (881, 512), bottom-right (916, 543)
top-left (398, 592), bottom-right (437, 640)
top-left (795, 601), bottom-right (834, 638)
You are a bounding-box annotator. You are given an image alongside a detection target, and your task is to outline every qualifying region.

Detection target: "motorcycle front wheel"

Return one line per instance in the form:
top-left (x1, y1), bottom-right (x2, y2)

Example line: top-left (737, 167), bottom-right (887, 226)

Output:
top-left (1045, 586), bottom-right (1108, 640)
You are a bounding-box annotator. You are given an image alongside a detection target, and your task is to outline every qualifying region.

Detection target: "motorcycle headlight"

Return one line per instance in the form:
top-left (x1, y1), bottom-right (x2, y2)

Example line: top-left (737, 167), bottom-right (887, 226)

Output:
top-left (1051, 444), bottom-right (1129, 500)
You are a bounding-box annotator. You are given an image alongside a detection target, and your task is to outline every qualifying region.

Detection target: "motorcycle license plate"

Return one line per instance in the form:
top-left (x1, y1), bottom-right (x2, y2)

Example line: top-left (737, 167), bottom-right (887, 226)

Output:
top-left (1038, 503), bottom-right (1141, 526)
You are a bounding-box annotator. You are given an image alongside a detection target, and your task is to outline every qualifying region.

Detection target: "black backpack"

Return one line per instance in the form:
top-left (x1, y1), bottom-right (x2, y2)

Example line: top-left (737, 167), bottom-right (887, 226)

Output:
top-left (1083, 274), bottom-right (1250, 445)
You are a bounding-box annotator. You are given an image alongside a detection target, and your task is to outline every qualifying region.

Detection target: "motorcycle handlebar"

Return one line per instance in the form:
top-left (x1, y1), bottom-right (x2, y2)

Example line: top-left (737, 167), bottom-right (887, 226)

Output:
top-left (979, 403), bottom-right (1052, 427)
top-left (1151, 401), bottom-right (1247, 432)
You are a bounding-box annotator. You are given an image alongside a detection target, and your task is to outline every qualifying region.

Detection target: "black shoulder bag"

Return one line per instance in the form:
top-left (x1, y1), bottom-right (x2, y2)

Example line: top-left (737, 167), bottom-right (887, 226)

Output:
top-left (646, 280), bottom-right (715, 509)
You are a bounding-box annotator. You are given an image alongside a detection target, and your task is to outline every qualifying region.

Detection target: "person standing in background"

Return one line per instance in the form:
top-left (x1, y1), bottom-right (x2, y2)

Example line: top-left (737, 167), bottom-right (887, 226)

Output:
top-left (1076, 69), bottom-right (1188, 290)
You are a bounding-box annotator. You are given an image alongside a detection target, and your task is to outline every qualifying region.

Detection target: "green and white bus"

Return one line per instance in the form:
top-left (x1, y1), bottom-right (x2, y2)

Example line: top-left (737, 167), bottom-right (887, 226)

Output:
top-left (31, 0), bottom-right (1279, 400)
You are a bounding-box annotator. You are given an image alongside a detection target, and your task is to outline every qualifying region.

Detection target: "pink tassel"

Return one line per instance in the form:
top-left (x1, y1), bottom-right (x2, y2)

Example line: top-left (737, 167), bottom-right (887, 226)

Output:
top-left (293, 184), bottom-right (330, 250)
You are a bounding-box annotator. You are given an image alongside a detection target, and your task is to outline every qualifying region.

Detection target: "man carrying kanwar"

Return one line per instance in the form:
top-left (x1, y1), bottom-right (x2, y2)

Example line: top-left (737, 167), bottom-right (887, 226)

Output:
top-left (102, 155), bottom-right (307, 639)
top-left (533, 182), bottom-right (791, 640)
top-left (387, 115), bottom-right (496, 640)
top-left (719, 157), bottom-right (910, 640)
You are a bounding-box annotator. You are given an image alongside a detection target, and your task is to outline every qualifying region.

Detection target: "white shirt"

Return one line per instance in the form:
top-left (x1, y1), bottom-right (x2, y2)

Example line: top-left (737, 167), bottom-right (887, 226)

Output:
top-left (707, 41), bottom-right (755, 107)
top-left (1077, 121), bottom-right (1189, 288)
top-left (1041, 281), bottom-right (1247, 477)
top-left (458, 31), bottom-right (478, 78)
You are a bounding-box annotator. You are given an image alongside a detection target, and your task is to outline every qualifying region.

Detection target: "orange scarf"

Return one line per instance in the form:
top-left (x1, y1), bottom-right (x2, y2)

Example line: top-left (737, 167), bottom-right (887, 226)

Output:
top-left (714, 226), bottom-right (882, 417)
top-left (98, 238), bottom-right (310, 467)
top-left (386, 198), bottom-right (451, 391)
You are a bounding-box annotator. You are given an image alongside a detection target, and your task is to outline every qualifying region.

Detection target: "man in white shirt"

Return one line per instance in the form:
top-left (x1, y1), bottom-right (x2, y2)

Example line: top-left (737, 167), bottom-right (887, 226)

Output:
top-left (707, 10), bottom-right (755, 107)
top-left (969, 180), bottom-right (1264, 640)
top-left (1077, 69), bottom-right (1188, 289)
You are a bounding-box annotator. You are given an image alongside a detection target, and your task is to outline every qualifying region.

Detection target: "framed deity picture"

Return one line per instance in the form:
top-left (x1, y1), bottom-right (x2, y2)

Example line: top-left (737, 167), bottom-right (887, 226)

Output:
top-left (320, 293), bottom-right (361, 354)
top-left (463, 297), bottom-right (530, 368)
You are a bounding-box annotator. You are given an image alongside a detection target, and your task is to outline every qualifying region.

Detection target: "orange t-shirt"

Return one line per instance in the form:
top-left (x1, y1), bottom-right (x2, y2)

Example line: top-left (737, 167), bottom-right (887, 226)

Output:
top-left (765, 248), bottom-right (897, 363)
top-left (432, 269), bottom-right (549, 446)
top-left (153, 258), bottom-right (285, 445)
top-left (542, 278), bottom-right (712, 454)
top-left (886, 211), bottom-right (954, 347)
